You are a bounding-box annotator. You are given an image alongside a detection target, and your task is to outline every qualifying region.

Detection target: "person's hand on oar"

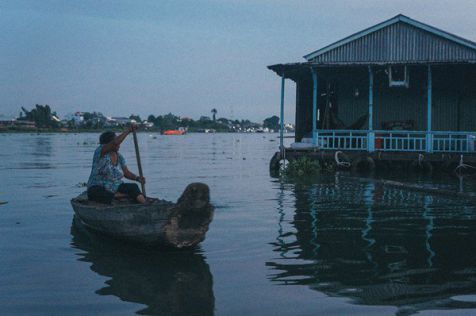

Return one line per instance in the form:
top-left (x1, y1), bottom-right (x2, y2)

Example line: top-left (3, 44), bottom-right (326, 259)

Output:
top-left (128, 123), bottom-right (138, 133)
top-left (135, 176), bottom-right (146, 185)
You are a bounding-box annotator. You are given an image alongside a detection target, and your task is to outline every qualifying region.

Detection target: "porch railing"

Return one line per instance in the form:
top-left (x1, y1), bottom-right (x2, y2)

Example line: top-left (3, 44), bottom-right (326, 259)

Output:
top-left (314, 130), bottom-right (476, 153)
top-left (317, 130), bottom-right (368, 151)
top-left (432, 132), bottom-right (476, 153)
top-left (375, 131), bottom-right (426, 152)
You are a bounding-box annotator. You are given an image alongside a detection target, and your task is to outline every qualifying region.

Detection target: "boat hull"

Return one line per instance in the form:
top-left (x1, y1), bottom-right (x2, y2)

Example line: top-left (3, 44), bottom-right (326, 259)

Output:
top-left (71, 183), bottom-right (214, 248)
top-left (162, 130), bottom-right (185, 135)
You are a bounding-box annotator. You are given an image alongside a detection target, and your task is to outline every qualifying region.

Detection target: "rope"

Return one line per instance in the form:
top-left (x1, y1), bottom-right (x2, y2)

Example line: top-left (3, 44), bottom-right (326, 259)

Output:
top-left (455, 154), bottom-right (476, 174)
top-left (335, 151), bottom-right (351, 168)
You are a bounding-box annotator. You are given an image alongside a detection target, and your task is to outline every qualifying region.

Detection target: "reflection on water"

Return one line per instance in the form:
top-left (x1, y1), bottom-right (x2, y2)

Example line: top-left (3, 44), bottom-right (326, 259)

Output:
top-left (71, 218), bottom-right (215, 316)
top-left (268, 175), bottom-right (476, 315)
top-left (32, 136), bottom-right (53, 157)
top-left (11, 135), bottom-right (57, 170)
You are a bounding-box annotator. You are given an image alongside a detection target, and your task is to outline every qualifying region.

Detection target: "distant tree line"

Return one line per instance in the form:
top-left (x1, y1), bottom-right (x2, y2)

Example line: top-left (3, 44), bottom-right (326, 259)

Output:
top-left (15, 105), bottom-right (283, 132)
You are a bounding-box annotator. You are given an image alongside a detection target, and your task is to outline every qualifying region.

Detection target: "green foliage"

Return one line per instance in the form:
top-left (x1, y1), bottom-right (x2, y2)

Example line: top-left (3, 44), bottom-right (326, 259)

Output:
top-left (150, 113), bottom-right (181, 131)
top-left (282, 157), bottom-right (321, 177)
top-left (211, 108), bottom-right (217, 121)
top-left (20, 104), bottom-right (58, 128)
top-left (129, 114), bottom-right (142, 122)
top-left (263, 115), bottom-right (280, 131)
top-left (82, 112), bottom-right (106, 129)
top-left (83, 112), bottom-right (93, 121)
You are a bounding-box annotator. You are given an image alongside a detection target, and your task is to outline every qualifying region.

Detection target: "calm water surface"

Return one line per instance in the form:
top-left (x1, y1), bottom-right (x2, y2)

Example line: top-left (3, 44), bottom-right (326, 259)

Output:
top-left (1, 133), bottom-right (476, 315)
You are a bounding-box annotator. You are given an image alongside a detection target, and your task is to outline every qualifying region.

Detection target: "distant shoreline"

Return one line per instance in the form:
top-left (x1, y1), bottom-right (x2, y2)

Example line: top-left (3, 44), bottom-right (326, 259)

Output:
top-left (0, 129), bottom-right (283, 134)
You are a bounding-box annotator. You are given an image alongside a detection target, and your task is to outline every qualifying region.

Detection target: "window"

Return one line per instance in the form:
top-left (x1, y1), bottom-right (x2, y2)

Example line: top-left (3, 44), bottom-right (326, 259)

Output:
top-left (388, 65), bottom-right (409, 88)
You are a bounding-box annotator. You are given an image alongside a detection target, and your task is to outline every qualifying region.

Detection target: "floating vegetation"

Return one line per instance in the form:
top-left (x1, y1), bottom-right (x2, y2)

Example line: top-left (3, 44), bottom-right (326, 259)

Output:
top-left (322, 161), bottom-right (336, 172)
top-left (281, 156), bottom-right (321, 177)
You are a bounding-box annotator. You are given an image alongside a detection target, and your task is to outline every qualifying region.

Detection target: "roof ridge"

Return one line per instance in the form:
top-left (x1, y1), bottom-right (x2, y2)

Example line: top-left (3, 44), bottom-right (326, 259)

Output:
top-left (304, 15), bottom-right (476, 61)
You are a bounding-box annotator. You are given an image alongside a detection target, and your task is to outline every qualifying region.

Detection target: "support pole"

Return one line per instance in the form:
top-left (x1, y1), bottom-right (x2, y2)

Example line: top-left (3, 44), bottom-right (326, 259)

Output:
top-left (426, 65), bottom-right (433, 153)
top-left (368, 66), bottom-right (375, 152)
top-left (311, 67), bottom-right (318, 146)
top-left (280, 73), bottom-right (285, 151)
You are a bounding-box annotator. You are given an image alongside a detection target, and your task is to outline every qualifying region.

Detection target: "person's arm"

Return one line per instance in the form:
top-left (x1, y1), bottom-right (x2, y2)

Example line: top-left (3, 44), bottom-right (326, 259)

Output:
top-left (123, 166), bottom-right (146, 184)
top-left (100, 125), bottom-right (137, 157)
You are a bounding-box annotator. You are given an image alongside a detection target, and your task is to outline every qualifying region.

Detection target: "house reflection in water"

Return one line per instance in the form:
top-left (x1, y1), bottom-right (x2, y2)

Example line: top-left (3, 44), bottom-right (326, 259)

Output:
top-left (267, 176), bottom-right (476, 314)
top-left (70, 219), bottom-right (215, 316)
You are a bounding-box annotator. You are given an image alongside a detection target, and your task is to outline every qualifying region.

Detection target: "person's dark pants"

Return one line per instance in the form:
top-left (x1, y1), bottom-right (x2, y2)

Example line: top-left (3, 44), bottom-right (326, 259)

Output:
top-left (87, 183), bottom-right (142, 204)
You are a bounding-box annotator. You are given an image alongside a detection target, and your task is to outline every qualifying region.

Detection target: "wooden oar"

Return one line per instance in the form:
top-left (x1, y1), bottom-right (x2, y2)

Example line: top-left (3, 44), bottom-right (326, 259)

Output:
top-left (132, 129), bottom-right (146, 197)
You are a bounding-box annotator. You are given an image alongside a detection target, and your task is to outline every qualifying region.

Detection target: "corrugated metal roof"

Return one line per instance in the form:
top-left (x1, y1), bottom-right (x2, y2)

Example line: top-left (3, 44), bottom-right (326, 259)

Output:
top-left (304, 15), bottom-right (476, 64)
top-left (267, 63), bottom-right (312, 80)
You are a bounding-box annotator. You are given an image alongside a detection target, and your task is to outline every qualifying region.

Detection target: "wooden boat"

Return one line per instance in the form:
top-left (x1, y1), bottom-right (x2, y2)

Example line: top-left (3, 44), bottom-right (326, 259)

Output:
top-left (71, 183), bottom-right (214, 248)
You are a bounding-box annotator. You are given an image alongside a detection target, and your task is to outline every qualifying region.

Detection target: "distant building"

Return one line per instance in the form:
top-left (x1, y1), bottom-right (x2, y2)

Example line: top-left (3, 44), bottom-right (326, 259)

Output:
top-left (14, 120), bottom-right (36, 129)
top-left (0, 119), bottom-right (36, 130)
top-left (142, 120), bottom-right (154, 128)
top-left (108, 117), bottom-right (131, 126)
top-left (284, 123), bottom-right (295, 132)
top-left (0, 119), bottom-right (14, 129)
top-left (63, 112), bottom-right (85, 126)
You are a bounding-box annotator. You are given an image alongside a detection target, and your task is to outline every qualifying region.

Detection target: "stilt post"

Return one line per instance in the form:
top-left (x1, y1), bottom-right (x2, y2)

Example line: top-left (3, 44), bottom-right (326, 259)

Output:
top-left (368, 66), bottom-right (375, 152)
top-left (311, 67), bottom-right (318, 146)
top-left (280, 73), bottom-right (285, 151)
top-left (426, 65), bottom-right (433, 153)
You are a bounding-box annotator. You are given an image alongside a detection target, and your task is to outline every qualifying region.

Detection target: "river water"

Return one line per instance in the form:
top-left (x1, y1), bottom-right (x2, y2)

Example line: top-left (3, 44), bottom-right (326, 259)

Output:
top-left (1, 133), bottom-right (476, 315)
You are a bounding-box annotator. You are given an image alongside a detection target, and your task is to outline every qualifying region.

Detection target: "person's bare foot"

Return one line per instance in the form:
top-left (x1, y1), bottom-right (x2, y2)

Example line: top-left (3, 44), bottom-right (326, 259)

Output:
top-left (136, 194), bottom-right (146, 204)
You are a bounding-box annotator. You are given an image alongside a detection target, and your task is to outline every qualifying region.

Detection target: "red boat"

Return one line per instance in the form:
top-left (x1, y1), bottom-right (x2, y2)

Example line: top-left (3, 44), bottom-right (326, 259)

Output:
top-left (162, 127), bottom-right (187, 135)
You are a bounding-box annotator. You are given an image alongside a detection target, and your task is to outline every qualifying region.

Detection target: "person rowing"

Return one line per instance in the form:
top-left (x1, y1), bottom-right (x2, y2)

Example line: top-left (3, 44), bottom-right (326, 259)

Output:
top-left (86, 125), bottom-right (147, 204)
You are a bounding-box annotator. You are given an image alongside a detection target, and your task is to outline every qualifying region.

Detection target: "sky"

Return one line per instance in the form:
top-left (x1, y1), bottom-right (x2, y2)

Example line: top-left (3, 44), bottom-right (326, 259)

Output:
top-left (1, 0), bottom-right (476, 122)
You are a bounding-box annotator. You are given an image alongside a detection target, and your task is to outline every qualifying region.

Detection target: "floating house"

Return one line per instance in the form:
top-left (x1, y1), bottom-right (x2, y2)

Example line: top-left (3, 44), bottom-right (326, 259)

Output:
top-left (268, 15), bottom-right (476, 171)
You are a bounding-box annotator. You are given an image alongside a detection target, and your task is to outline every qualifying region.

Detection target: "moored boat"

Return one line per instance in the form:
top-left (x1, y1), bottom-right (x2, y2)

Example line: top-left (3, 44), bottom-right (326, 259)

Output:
top-left (162, 127), bottom-right (187, 135)
top-left (71, 183), bottom-right (214, 248)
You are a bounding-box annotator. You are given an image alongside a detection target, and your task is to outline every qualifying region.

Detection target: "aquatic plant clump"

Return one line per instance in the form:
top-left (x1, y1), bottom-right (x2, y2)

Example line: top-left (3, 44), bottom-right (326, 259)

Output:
top-left (281, 157), bottom-right (321, 177)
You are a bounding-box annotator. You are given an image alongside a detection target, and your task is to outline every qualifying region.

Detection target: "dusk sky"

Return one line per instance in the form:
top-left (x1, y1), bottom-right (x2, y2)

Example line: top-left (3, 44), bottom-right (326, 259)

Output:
top-left (2, 0), bottom-right (476, 122)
